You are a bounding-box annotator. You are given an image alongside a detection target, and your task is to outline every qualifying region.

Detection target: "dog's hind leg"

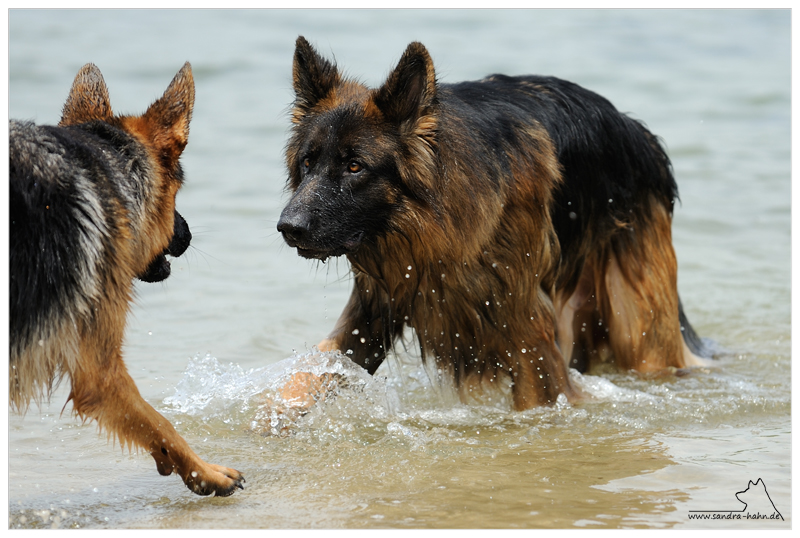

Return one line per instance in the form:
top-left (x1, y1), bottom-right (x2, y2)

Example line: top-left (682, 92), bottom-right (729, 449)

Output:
top-left (554, 262), bottom-right (610, 372)
top-left (596, 197), bottom-right (702, 372)
top-left (69, 325), bottom-right (244, 496)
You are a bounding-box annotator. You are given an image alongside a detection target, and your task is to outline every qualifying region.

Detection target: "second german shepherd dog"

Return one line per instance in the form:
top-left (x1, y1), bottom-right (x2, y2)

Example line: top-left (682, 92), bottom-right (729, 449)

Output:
top-left (278, 37), bottom-right (710, 410)
top-left (9, 63), bottom-right (244, 496)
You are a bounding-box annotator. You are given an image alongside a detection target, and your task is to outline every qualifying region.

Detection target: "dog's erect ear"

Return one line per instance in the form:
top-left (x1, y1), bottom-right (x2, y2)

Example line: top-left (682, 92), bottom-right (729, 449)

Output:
top-left (142, 62), bottom-right (195, 157)
top-left (373, 42), bottom-right (437, 130)
top-left (292, 36), bottom-right (340, 122)
top-left (60, 63), bottom-right (113, 126)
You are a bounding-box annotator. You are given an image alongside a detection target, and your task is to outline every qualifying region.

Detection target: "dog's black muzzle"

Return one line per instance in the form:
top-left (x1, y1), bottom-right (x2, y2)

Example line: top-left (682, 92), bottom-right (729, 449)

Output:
top-left (277, 203), bottom-right (363, 262)
top-left (138, 210), bottom-right (192, 283)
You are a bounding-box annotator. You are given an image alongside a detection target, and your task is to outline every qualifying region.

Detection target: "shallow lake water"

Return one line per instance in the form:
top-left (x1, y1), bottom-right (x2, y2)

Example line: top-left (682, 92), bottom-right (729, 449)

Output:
top-left (5, 9), bottom-right (791, 529)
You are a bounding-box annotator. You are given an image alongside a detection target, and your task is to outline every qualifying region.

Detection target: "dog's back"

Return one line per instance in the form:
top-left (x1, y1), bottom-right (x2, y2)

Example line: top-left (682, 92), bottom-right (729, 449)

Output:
top-left (439, 74), bottom-right (678, 286)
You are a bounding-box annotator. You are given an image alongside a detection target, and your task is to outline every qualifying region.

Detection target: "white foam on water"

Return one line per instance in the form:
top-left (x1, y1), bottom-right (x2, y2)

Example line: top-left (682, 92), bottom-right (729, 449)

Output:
top-left (164, 350), bottom-right (385, 414)
top-left (571, 370), bottom-right (658, 403)
top-left (161, 349), bottom-right (788, 443)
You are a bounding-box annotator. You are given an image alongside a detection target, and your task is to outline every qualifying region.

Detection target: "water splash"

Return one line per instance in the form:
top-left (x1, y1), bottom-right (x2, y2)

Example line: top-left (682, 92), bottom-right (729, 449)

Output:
top-left (162, 351), bottom-right (394, 436)
top-left (161, 350), bottom-right (787, 442)
top-left (572, 370), bottom-right (658, 403)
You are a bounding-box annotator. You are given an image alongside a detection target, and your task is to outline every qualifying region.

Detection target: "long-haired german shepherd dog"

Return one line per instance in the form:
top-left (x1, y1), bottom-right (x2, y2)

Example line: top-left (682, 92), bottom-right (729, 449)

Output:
top-left (9, 63), bottom-right (244, 496)
top-left (278, 37), bottom-right (711, 411)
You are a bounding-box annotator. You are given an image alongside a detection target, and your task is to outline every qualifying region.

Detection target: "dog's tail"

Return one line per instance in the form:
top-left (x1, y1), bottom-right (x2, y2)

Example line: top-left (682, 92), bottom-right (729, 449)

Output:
top-left (678, 297), bottom-right (712, 359)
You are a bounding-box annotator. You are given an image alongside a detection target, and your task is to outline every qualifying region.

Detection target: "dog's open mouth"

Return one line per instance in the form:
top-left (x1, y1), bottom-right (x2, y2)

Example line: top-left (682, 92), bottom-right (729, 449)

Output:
top-left (137, 211), bottom-right (192, 283)
top-left (138, 254), bottom-right (171, 283)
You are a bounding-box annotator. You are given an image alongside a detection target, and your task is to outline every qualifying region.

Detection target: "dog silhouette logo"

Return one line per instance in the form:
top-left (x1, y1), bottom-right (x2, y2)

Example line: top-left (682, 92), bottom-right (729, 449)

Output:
top-left (735, 479), bottom-right (783, 519)
top-left (688, 478), bottom-right (784, 521)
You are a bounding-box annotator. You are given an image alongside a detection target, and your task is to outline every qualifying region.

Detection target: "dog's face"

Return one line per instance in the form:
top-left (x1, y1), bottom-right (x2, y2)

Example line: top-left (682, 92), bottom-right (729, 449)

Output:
top-left (59, 63), bottom-right (195, 282)
top-left (279, 98), bottom-right (402, 261)
top-left (278, 37), bottom-right (438, 262)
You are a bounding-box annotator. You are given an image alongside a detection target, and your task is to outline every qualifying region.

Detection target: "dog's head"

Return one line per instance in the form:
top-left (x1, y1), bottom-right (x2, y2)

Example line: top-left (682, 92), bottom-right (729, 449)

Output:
top-left (278, 37), bottom-right (439, 262)
top-left (59, 63), bottom-right (195, 283)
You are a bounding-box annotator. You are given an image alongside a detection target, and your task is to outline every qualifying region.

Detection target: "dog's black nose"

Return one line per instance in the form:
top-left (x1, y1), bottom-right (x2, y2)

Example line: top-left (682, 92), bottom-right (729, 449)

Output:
top-left (168, 210), bottom-right (191, 257)
top-left (277, 210), bottom-right (311, 247)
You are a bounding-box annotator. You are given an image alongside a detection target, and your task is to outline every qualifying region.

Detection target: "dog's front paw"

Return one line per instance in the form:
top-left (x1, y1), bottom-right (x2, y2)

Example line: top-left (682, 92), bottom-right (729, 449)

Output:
top-left (183, 463), bottom-right (245, 497)
top-left (250, 372), bottom-right (342, 436)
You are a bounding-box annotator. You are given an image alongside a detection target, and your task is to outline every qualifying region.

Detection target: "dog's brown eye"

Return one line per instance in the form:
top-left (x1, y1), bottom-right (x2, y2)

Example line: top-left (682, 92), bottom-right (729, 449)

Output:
top-left (348, 161), bottom-right (362, 174)
top-left (302, 158), bottom-right (310, 169)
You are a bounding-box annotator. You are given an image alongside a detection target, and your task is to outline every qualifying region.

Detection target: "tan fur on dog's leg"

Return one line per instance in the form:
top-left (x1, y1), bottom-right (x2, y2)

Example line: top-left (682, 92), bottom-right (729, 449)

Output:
top-left (597, 198), bottom-right (687, 372)
top-left (69, 315), bottom-right (244, 496)
top-left (317, 338), bottom-right (338, 352)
